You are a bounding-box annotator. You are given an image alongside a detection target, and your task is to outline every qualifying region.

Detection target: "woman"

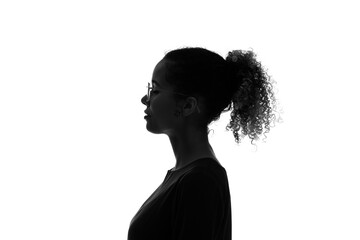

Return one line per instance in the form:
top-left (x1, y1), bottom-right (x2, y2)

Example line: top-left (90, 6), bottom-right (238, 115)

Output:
top-left (128, 47), bottom-right (281, 240)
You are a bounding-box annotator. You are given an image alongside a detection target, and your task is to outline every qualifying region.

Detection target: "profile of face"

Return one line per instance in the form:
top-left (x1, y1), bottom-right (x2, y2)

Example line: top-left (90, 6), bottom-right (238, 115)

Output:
top-left (141, 59), bottom-right (181, 136)
top-left (141, 59), bottom-right (200, 136)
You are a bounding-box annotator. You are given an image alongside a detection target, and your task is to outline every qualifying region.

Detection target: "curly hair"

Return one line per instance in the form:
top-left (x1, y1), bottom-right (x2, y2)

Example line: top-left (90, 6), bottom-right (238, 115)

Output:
top-left (163, 47), bottom-right (283, 146)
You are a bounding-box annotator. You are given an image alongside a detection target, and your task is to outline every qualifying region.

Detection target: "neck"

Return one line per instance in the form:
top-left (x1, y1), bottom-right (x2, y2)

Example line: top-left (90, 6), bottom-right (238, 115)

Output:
top-left (167, 126), bottom-right (217, 171)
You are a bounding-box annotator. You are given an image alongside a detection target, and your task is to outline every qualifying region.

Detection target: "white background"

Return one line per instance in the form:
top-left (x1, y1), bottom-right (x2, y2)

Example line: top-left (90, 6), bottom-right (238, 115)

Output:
top-left (1, 0), bottom-right (359, 239)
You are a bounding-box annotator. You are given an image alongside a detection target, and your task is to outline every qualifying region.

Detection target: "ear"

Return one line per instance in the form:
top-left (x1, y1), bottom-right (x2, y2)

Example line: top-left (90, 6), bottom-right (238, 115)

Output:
top-left (183, 97), bottom-right (198, 116)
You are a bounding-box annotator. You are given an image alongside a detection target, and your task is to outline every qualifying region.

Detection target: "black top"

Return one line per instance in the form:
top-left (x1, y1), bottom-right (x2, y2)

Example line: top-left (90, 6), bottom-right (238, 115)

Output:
top-left (127, 157), bottom-right (232, 240)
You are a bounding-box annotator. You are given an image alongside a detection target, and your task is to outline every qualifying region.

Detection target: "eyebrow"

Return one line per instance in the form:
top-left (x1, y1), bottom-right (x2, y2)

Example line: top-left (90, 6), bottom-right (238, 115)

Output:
top-left (152, 80), bottom-right (161, 86)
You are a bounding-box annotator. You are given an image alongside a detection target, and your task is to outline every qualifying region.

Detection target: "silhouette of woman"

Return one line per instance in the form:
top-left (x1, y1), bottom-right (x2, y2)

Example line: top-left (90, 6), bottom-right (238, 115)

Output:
top-left (128, 47), bottom-right (281, 240)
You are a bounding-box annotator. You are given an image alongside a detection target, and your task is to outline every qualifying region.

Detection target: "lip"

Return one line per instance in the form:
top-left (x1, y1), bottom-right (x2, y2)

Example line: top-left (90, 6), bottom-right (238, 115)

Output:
top-left (144, 110), bottom-right (151, 116)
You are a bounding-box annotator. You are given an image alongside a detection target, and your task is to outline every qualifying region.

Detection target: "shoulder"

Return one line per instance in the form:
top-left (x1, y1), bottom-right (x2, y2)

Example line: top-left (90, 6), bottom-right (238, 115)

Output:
top-left (178, 161), bottom-right (227, 191)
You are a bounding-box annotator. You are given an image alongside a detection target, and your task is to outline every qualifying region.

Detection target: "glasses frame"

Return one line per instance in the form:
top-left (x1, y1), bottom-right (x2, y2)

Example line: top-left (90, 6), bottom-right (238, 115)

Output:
top-left (146, 82), bottom-right (200, 113)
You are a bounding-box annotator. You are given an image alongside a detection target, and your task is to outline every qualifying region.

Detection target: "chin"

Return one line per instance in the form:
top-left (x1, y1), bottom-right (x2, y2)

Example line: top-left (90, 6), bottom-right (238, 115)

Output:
top-left (145, 122), bottom-right (160, 134)
top-left (146, 126), bottom-right (171, 136)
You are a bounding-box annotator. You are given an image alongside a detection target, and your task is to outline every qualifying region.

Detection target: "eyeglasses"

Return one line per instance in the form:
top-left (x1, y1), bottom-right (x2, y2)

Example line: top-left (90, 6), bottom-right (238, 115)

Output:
top-left (146, 82), bottom-right (200, 113)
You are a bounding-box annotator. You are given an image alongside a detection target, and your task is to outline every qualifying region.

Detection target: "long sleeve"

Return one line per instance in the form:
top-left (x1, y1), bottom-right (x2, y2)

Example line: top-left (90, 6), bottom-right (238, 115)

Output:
top-left (172, 169), bottom-right (224, 240)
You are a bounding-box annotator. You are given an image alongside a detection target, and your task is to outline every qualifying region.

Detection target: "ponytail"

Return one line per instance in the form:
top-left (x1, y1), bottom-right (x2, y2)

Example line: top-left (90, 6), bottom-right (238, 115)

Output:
top-left (219, 49), bottom-right (283, 145)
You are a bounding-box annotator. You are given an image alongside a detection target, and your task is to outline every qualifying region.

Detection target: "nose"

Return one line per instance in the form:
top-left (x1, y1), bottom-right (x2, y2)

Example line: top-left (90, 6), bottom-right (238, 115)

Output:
top-left (141, 94), bottom-right (149, 106)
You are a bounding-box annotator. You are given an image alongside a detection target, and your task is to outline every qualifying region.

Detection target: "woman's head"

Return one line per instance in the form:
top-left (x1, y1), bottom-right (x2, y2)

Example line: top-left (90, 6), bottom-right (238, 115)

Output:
top-left (141, 47), bottom-right (282, 145)
top-left (141, 59), bottom-right (206, 137)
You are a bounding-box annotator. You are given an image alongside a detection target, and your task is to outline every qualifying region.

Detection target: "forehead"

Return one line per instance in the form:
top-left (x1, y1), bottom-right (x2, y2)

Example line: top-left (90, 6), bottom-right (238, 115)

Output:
top-left (152, 60), bottom-right (170, 86)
